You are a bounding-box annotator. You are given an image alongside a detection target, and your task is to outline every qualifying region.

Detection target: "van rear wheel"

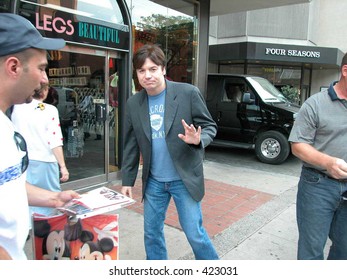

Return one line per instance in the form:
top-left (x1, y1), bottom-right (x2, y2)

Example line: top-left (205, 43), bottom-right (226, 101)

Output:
top-left (255, 131), bottom-right (290, 164)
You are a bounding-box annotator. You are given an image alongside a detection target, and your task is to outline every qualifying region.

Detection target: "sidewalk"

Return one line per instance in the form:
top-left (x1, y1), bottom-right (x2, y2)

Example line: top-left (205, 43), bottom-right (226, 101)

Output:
top-left (116, 160), bottom-right (300, 260)
top-left (25, 159), bottom-right (323, 260)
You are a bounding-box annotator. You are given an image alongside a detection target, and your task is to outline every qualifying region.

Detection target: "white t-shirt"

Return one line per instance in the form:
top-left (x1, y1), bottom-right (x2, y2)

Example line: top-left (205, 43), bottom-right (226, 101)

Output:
top-left (12, 99), bottom-right (63, 162)
top-left (0, 111), bottom-right (29, 260)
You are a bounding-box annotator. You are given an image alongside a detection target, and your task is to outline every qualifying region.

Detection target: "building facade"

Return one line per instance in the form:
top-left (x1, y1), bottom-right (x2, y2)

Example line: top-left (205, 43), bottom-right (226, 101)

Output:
top-left (208, 0), bottom-right (346, 104)
top-left (3, 0), bottom-right (319, 191)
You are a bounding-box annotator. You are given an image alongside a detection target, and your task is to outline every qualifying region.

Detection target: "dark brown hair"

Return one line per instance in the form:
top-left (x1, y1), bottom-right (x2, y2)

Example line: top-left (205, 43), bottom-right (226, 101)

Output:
top-left (45, 86), bottom-right (59, 106)
top-left (341, 52), bottom-right (347, 69)
top-left (33, 83), bottom-right (49, 99)
top-left (132, 44), bottom-right (166, 70)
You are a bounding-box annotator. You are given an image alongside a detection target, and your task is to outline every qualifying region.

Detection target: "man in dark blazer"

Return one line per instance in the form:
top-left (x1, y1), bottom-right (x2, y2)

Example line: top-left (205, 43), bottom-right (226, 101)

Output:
top-left (121, 44), bottom-right (219, 260)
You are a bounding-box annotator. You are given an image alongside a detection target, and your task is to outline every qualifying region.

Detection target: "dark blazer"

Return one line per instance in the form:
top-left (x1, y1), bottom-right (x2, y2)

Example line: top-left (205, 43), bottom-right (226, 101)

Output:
top-left (121, 79), bottom-right (217, 201)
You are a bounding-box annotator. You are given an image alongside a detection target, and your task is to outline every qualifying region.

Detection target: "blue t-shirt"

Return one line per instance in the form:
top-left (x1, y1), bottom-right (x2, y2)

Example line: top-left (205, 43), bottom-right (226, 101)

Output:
top-left (148, 89), bottom-right (180, 182)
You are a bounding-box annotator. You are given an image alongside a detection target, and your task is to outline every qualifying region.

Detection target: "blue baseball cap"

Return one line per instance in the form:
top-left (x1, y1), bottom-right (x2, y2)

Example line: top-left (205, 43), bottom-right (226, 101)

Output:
top-left (0, 13), bottom-right (66, 56)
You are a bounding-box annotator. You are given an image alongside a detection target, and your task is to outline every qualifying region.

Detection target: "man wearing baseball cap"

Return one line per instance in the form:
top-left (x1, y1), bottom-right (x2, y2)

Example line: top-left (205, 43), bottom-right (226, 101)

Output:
top-left (0, 13), bottom-right (79, 260)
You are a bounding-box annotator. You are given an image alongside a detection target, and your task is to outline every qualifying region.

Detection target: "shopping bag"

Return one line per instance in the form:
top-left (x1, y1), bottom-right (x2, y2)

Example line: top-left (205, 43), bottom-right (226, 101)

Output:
top-left (32, 213), bottom-right (119, 260)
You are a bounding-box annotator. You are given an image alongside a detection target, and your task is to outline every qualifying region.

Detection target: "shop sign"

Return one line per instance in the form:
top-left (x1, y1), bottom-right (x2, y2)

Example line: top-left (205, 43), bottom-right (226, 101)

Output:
top-left (25, 5), bottom-right (129, 51)
top-left (265, 47), bottom-right (321, 59)
top-left (78, 22), bottom-right (120, 44)
top-left (262, 67), bottom-right (282, 73)
top-left (35, 14), bottom-right (74, 35)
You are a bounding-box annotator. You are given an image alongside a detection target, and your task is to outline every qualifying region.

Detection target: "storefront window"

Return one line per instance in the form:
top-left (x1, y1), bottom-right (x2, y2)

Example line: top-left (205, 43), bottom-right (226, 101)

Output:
top-left (47, 49), bottom-right (106, 182)
top-left (217, 63), bottom-right (302, 104)
top-left (10, 0), bottom-right (132, 190)
top-left (126, 0), bottom-right (197, 86)
top-left (247, 65), bottom-right (300, 87)
top-left (247, 64), bottom-right (301, 104)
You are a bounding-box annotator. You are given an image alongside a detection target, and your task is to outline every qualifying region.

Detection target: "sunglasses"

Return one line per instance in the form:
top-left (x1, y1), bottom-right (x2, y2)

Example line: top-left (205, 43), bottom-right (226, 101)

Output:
top-left (342, 191), bottom-right (347, 201)
top-left (14, 131), bottom-right (29, 174)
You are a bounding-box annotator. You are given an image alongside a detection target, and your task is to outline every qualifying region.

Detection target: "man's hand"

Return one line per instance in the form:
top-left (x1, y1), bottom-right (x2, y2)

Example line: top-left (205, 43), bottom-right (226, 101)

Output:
top-left (121, 186), bottom-right (133, 199)
top-left (178, 119), bottom-right (201, 145)
top-left (327, 158), bottom-right (347, 179)
top-left (291, 143), bottom-right (347, 179)
top-left (54, 190), bottom-right (80, 208)
top-left (27, 182), bottom-right (79, 208)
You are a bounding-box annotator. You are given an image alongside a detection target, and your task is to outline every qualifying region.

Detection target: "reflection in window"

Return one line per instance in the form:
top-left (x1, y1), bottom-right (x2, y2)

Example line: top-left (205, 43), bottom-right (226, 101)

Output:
top-left (126, 0), bottom-right (197, 86)
top-left (24, 0), bottom-right (125, 25)
top-left (76, 0), bottom-right (124, 25)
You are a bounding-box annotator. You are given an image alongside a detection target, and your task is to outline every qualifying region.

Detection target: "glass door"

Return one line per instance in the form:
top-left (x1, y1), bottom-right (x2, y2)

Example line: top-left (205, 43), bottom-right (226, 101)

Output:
top-left (108, 57), bottom-right (119, 174)
top-left (47, 45), bottom-right (121, 190)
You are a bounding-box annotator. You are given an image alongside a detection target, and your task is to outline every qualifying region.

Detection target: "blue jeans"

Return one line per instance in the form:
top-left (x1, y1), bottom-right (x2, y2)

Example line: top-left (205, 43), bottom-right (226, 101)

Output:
top-left (297, 167), bottom-right (347, 260)
top-left (143, 176), bottom-right (219, 260)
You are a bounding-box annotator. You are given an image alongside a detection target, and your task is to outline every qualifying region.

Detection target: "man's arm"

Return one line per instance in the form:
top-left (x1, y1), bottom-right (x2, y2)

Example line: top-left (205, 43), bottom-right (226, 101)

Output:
top-left (291, 142), bottom-right (347, 179)
top-left (26, 182), bottom-right (79, 208)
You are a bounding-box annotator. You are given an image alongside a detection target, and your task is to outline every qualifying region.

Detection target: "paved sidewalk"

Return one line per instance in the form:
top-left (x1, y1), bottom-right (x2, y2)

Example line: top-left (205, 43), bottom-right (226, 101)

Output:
top-left (26, 159), bottom-right (326, 260)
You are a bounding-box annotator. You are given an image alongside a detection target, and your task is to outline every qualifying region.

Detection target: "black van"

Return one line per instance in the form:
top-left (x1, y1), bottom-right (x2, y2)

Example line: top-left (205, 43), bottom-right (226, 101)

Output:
top-left (206, 74), bottom-right (300, 164)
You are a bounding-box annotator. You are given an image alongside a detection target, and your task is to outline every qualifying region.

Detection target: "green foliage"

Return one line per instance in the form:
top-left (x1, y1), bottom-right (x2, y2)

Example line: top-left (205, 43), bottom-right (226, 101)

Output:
top-left (281, 85), bottom-right (300, 104)
top-left (138, 14), bottom-right (193, 29)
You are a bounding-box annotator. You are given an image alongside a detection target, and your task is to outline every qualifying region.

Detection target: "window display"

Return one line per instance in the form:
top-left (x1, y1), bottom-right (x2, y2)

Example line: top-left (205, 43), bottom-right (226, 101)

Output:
top-left (47, 50), bottom-right (107, 181)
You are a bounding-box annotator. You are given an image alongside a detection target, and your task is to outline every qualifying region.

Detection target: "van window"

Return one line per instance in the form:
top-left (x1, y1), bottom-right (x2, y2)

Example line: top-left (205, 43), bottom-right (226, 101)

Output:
top-left (222, 78), bottom-right (246, 103)
top-left (248, 77), bottom-right (288, 103)
top-left (223, 84), bottom-right (243, 102)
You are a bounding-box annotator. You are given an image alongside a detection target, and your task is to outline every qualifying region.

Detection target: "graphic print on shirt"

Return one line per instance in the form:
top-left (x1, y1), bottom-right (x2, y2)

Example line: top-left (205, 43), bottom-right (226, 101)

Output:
top-left (150, 104), bottom-right (165, 140)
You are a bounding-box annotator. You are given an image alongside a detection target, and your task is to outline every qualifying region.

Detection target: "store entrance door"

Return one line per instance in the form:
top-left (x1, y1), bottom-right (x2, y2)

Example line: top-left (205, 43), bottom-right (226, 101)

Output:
top-left (48, 45), bottom-right (122, 190)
